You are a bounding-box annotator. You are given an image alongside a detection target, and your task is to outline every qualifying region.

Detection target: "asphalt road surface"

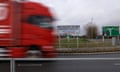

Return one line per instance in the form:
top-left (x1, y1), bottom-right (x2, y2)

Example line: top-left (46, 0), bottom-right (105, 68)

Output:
top-left (58, 52), bottom-right (120, 58)
top-left (1, 53), bottom-right (120, 72)
top-left (15, 59), bottom-right (120, 72)
top-left (0, 60), bottom-right (10, 72)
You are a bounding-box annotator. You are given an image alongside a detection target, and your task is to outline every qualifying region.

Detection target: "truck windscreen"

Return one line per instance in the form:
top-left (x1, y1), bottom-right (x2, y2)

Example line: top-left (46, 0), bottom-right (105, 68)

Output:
top-left (26, 15), bottom-right (53, 29)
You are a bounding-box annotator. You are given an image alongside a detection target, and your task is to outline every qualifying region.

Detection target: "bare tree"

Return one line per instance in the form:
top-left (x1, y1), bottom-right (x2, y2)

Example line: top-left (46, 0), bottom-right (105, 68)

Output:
top-left (84, 22), bottom-right (98, 39)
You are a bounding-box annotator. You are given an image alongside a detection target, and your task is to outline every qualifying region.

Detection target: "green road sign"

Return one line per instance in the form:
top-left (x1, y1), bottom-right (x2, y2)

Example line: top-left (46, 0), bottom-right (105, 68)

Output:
top-left (102, 26), bottom-right (119, 36)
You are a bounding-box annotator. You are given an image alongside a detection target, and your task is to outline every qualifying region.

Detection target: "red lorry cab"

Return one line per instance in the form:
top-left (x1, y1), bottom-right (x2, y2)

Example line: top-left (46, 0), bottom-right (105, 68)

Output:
top-left (0, 0), bottom-right (56, 58)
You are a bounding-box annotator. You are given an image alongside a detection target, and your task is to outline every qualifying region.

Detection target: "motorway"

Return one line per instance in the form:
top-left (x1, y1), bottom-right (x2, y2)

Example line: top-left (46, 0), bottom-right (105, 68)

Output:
top-left (58, 52), bottom-right (120, 58)
top-left (1, 53), bottom-right (120, 72)
top-left (15, 60), bottom-right (120, 72)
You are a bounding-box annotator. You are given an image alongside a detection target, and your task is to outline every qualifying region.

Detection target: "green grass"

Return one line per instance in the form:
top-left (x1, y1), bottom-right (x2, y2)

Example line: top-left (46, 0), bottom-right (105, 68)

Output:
top-left (55, 38), bottom-right (118, 48)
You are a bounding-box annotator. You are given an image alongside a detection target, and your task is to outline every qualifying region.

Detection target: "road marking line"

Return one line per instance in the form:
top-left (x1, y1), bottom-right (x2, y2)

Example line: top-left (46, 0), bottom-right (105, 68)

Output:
top-left (1, 58), bottom-right (120, 61)
top-left (14, 58), bottom-right (120, 61)
top-left (57, 52), bottom-right (120, 55)
top-left (17, 64), bottom-right (42, 66)
top-left (114, 63), bottom-right (120, 66)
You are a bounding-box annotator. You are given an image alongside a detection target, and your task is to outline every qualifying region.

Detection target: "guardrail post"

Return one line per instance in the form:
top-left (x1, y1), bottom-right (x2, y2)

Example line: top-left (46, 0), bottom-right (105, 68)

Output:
top-left (10, 58), bottom-right (15, 72)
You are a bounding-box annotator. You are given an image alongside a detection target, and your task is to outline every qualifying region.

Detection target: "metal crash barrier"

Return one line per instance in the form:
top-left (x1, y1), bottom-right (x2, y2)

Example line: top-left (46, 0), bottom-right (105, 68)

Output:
top-left (0, 58), bottom-right (53, 72)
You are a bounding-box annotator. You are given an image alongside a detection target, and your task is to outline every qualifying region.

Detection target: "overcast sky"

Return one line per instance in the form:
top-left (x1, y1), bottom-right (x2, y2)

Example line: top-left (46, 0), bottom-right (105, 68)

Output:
top-left (29, 0), bottom-right (120, 35)
top-left (29, 0), bottom-right (120, 26)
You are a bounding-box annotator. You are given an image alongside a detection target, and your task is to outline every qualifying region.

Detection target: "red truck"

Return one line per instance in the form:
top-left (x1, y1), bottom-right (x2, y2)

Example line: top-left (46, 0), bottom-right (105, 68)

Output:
top-left (0, 0), bottom-right (56, 58)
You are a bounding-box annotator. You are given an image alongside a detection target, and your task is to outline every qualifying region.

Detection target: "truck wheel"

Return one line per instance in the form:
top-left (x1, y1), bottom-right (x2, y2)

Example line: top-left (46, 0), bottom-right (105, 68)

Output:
top-left (26, 45), bottom-right (42, 58)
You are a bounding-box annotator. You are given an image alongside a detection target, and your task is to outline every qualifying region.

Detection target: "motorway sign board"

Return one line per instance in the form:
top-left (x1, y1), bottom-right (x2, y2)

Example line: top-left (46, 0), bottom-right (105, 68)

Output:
top-left (102, 26), bottom-right (119, 36)
top-left (57, 25), bottom-right (80, 36)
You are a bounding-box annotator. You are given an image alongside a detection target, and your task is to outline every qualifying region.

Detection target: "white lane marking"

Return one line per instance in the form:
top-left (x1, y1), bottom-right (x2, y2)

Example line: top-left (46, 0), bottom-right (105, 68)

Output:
top-left (114, 63), bottom-right (120, 66)
top-left (14, 58), bottom-right (120, 61)
top-left (57, 52), bottom-right (120, 55)
top-left (1, 58), bottom-right (120, 61)
top-left (17, 64), bottom-right (42, 67)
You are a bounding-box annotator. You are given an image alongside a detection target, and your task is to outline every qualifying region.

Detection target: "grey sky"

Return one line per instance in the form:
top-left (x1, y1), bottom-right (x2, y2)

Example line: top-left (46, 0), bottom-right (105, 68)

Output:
top-left (29, 0), bottom-right (120, 35)
top-left (30, 0), bottom-right (120, 25)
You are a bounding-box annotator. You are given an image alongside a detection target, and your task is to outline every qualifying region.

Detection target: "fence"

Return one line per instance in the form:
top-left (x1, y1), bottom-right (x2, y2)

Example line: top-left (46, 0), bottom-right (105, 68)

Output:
top-left (55, 36), bottom-right (120, 48)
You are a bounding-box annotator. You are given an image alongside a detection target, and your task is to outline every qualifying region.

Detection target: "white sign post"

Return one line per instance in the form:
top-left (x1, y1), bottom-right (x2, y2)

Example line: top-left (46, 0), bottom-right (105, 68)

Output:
top-left (112, 37), bottom-right (116, 46)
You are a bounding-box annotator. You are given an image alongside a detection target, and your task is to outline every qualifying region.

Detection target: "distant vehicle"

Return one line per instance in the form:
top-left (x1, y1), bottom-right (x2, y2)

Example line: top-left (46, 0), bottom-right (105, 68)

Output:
top-left (0, 0), bottom-right (56, 58)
